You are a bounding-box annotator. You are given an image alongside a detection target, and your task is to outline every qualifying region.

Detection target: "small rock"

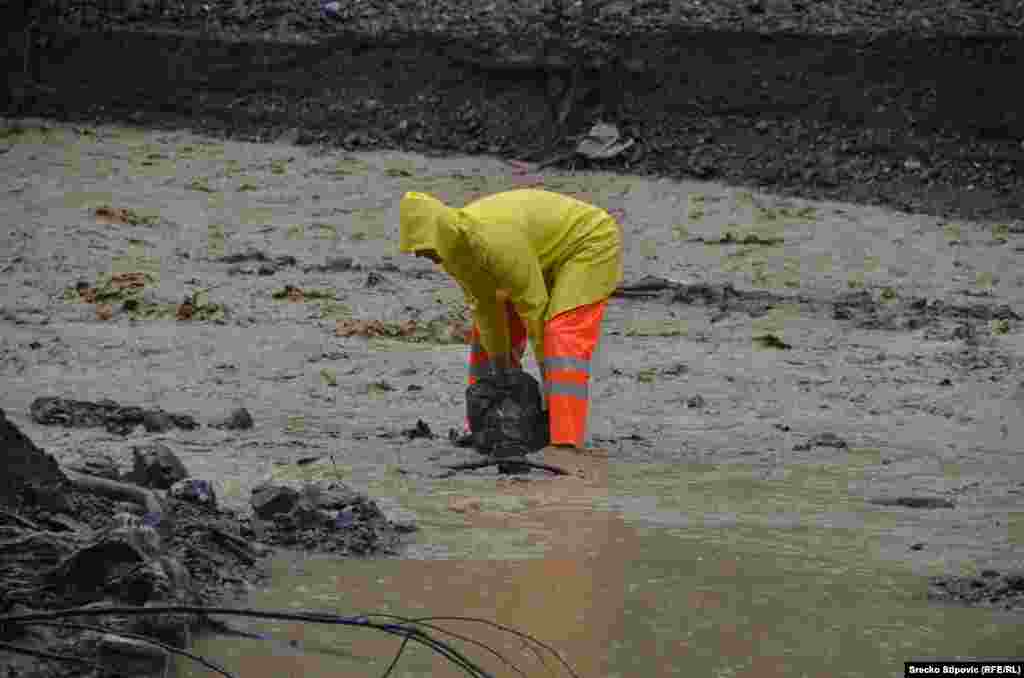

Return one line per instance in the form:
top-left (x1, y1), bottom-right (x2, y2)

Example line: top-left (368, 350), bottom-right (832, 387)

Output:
top-left (169, 478), bottom-right (217, 508)
top-left (402, 419), bottom-right (434, 439)
top-left (211, 407), bottom-right (254, 431)
top-left (127, 442), bottom-right (188, 490)
top-left (869, 496), bottom-right (956, 509)
top-left (251, 484), bottom-right (301, 519)
top-left (300, 481), bottom-right (363, 511)
top-left (686, 394), bottom-right (705, 408)
top-left (910, 543), bottom-right (925, 551)
top-left (365, 271), bottom-right (385, 288)
top-left (257, 263), bottom-right (277, 276)
top-left (142, 410), bottom-right (174, 433)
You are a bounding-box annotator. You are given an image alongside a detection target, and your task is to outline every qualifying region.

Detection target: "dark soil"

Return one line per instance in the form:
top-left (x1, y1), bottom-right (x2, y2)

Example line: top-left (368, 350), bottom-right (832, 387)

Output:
top-left (4, 1), bottom-right (1024, 223)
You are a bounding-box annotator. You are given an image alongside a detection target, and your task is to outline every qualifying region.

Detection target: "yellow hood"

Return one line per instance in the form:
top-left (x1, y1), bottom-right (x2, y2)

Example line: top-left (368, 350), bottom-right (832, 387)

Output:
top-left (398, 191), bottom-right (464, 261)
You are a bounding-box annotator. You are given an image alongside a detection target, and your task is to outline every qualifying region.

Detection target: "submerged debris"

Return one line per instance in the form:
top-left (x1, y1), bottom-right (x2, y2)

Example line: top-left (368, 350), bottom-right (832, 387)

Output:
top-left (869, 496), bottom-right (956, 509)
top-left (928, 571), bottom-right (1024, 610)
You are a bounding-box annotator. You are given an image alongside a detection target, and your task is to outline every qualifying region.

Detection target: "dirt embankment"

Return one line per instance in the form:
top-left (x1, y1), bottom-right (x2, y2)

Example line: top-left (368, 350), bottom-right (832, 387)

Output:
top-left (4, 1), bottom-right (1024, 223)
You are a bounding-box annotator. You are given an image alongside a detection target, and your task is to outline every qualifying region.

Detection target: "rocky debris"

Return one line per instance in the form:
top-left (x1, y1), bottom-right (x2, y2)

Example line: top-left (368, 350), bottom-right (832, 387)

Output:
top-left (210, 406), bottom-right (255, 430)
top-left (928, 571), bottom-right (1024, 611)
top-left (124, 443), bottom-right (189, 490)
top-left (249, 480), bottom-right (414, 554)
top-left (794, 432), bottom-right (848, 451)
top-left (402, 419), bottom-right (435, 439)
top-left (221, 248), bottom-right (298, 276)
top-left (303, 256), bottom-right (358, 273)
top-left (169, 478), bottom-right (218, 509)
top-left (869, 496), bottom-right (956, 509)
top-left (29, 396), bottom-right (200, 435)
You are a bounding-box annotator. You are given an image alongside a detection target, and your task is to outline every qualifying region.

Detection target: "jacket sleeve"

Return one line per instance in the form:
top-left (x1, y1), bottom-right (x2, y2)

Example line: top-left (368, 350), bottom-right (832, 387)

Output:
top-left (472, 232), bottom-right (550, 369)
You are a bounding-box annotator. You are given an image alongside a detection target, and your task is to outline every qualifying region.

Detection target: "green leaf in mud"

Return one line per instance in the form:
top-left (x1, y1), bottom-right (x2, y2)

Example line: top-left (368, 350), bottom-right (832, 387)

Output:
top-left (270, 160), bottom-right (288, 175)
top-left (753, 333), bottom-right (792, 350)
top-left (285, 415), bottom-right (305, 434)
top-left (990, 319), bottom-right (1011, 335)
top-left (314, 223), bottom-right (338, 240)
top-left (207, 223), bottom-right (226, 258)
top-left (62, 191), bottom-right (115, 209)
top-left (366, 381), bottom-right (394, 397)
top-left (188, 177), bottom-right (217, 193)
top-left (734, 190), bottom-right (755, 207)
top-left (625, 319), bottom-right (688, 337)
top-left (815, 254), bottom-right (833, 274)
top-left (863, 255), bottom-right (881, 273)
top-left (879, 286), bottom-right (898, 302)
top-left (1009, 514), bottom-right (1024, 548)
top-left (240, 207), bottom-right (274, 226)
top-left (943, 222), bottom-right (962, 243)
top-left (637, 368), bottom-right (656, 383)
top-left (286, 224), bottom-right (304, 240)
top-left (976, 271), bottom-right (996, 290)
top-left (330, 156), bottom-right (370, 177)
top-left (992, 223), bottom-right (1010, 242)
top-left (672, 224), bottom-right (689, 241)
top-left (847, 273), bottom-right (865, 289)
top-left (320, 368), bottom-right (338, 387)
top-left (351, 207), bottom-right (390, 240)
top-left (638, 239), bottom-right (659, 259)
top-left (237, 181), bottom-right (260, 191)
top-left (385, 167), bottom-right (415, 178)
top-left (847, 447), bottom-right (882, 468)
top-left (0, 124), bottom-right (60, 144)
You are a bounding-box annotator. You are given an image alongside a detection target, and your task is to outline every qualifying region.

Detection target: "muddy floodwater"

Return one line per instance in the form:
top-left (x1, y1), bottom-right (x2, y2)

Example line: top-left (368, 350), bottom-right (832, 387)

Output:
top-left (1, 119), bottom-right (1022, 677)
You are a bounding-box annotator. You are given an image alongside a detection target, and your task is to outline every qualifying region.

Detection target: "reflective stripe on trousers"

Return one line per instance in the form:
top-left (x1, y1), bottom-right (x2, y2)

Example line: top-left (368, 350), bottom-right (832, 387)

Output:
top-left (543, 299), bottom-right (607, 447)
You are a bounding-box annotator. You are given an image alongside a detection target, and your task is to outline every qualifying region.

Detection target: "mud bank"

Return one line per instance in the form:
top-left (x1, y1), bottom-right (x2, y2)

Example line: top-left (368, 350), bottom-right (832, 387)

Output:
top-left (4, 14), bottom-right (1024, 222)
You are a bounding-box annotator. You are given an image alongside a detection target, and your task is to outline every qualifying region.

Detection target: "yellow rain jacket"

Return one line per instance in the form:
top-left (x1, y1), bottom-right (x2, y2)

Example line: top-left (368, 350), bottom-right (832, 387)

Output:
top-left (399, 189), bottom-right (622, 367)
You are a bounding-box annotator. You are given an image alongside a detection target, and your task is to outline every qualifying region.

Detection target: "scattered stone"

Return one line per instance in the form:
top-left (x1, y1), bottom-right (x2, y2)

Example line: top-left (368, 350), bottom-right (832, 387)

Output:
top-left (142, 409), bottom-right (175, 433)
top-left (403, 419), bottom-right (434, 439)
top-left (210, 407), bottom-right (254, 431)
top-left (929, 571), bottom-right (1024, 610)
top-left (686, 393), bottom-right (705, 408)
top-left (304, 256), bottom-right (357, 273)
top-left (169, 479), bottom-right (217, 509)
top-left (219, 249), bottom-right (297, 270)
top-left (869, 496), bottom-right (956, 509)
top-left (29, 396), bottom-right (199, 435)
top-left (126, 443), bottom-right (189, 490)
top-left (250, 483), bottom-right (300, 519)
top-left (794, 432), bottom-right (848, 451)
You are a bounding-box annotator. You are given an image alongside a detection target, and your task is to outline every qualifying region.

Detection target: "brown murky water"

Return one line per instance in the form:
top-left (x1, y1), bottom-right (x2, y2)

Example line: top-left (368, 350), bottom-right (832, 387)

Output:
top-left (1, 119), bottom-right (1022, 678)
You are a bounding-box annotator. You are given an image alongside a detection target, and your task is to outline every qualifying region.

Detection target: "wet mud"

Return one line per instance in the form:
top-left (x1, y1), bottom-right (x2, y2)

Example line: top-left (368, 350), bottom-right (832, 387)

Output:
top-left (1, 113), bottom-right (1023, 676)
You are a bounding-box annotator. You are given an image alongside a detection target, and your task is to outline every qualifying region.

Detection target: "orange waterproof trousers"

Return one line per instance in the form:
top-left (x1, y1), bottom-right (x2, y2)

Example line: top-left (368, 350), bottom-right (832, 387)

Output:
top-left (467, 299), bottom-right (608, 447)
